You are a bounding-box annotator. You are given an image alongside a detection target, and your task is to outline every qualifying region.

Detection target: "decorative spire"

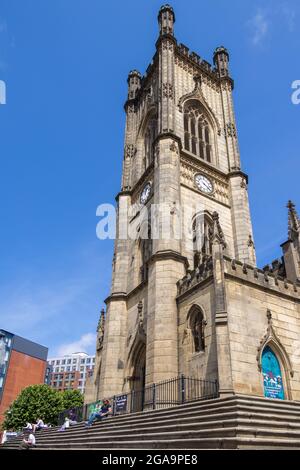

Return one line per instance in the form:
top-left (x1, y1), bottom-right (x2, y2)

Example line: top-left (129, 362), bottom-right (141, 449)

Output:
top-left (287, 200), bottom-right (300, 240)
top-left (211, 211), bottom-right (227, 249)
top-left (127, 69), bottom-right (142, 100)
top-left (158, 4), bottom-right (175, 36)
top-left (213, 46), bottom-right (230, 78)
top-left (97, 308), bottom-right (105, 333)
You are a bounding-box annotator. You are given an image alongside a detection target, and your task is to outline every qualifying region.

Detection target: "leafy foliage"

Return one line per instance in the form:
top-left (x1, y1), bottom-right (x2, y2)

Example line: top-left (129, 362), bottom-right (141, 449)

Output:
top-left (61, 388), bottom-right (84, 411)
top-left (2, 384), bottom-right (83, 431)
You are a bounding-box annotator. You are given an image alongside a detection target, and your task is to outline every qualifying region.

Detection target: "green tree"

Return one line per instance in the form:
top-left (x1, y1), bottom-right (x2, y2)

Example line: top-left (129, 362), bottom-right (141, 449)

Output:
top-left (2, 384), bottom-right (83, 431)
top-left (61, 389), bottom-right (84, 410)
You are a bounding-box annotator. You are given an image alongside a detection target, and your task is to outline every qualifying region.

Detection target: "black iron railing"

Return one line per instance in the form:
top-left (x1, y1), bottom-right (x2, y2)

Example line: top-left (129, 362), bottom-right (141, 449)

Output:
top-left (58, 375), bottom-right (218, 425)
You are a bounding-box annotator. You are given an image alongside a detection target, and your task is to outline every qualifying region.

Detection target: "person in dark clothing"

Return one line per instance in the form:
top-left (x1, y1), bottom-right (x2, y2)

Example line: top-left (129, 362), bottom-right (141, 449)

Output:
top-left (85, 400), bottom-right (112, 427)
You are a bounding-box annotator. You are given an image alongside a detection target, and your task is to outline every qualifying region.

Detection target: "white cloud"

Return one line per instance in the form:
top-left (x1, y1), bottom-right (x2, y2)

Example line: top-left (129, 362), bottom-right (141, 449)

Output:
top-left (56, 333), bottom-right (96, 356)
top-left (280, 4), bottom-right (296, 32)
top-left (247, 3), bottom-right (297, 47)
top-left (249, 10), bottom-right (269, 46)
top-left (0, 19), bottom-right (7, 34)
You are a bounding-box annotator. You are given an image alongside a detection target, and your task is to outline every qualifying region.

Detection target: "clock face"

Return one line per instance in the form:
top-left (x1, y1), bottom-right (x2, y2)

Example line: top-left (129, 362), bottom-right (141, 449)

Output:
top-left (140, 183), bottom-right (152, 204)
top-left (195, 174), bottom-right (213, 194)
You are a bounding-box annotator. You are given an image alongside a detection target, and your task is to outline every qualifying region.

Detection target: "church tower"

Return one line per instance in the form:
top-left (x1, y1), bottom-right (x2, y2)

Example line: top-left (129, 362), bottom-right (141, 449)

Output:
top-left (87, 5), bottom-right (300, 403)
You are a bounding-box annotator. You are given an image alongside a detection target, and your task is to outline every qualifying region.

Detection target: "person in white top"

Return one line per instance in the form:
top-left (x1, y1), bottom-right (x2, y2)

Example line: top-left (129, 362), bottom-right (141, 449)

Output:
top-left (1, 430), bottom-right (7, 444)
top-left (20, 430), bottom-right (36, 449)
top-left (32, 418), bottom-right (47, 433)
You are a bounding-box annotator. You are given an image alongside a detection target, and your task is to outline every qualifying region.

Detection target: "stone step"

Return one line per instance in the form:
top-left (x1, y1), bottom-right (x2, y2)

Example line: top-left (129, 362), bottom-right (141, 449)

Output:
top-left (39, 400), bottom-right (300, 438)
top-left (27, 416), bottom-right (300, 445)
top-left (13, 430), bottom-right (300, 450)
top-left (3, 395), bottom-right (300, 450)
top-left (6, 424), bottom-right (300, 450)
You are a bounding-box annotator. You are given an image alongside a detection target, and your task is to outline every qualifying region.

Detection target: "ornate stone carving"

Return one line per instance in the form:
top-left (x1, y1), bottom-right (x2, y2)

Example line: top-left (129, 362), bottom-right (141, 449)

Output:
top-left (97, 308), bottom-right (105, 351)
top-left (256, 309), bottom-right (294, 377)
top-left (177, 256), bottom-right (214, 296)
top-left (287, 200), bottom-right (300, 240)
top-left (225, 122), bottom-right (236, 138)
top-left (169, 141), bottom-right (179, 154)
top-left (137, 300), bottom-right (144, 329)
top-left (162, 82), bottom-right (174, 99)
top-left (182, 327), bottom-right (191, 344)
top-left (154, 143), bottom-right (160, 166)
top-left (248, 234), bottom-right (255, 248)
top-left (221, 81), bottom-right (232, 92)
top-left (127, 103), bottom-right (135, 114)
top-left (162, 40), bottom-right (174, 52)
top-left (211, 211), bottom-right (227, 249)
top-left (124, 144), bottom-right (136, 159)
top-left (240, 177), bottom-right (247, 189)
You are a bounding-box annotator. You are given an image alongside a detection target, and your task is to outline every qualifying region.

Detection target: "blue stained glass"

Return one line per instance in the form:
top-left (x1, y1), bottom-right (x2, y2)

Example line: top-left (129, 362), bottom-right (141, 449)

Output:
top-left (262, 345), bottom-right (284, 400)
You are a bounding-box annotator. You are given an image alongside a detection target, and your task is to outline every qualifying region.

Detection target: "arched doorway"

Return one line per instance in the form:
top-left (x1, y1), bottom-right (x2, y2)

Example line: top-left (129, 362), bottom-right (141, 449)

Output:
top-left (131, 344), bottom-right (146, 412)
top-left (132, 345), bottom-right (146, 392)
top-left (262, 345), bottom-right (284, 400)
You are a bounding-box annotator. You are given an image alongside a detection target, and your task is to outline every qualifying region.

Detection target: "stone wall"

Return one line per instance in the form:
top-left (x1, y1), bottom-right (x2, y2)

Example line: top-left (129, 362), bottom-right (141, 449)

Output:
top-left (177, 278), bottom-right (218, 382)
top-left (224, 258), bottom-right (300, 400)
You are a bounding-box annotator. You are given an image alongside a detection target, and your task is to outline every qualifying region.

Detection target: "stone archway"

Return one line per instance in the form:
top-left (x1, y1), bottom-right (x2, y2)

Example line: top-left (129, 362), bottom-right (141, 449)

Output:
top-left (130, 342), bottom-right (146, 412)
top-left (131, 343), bottom-right (146, 392)
top-left (262, 345), bottom-right (284, 400)
top-left (257, 310), bottom-right (294, 400)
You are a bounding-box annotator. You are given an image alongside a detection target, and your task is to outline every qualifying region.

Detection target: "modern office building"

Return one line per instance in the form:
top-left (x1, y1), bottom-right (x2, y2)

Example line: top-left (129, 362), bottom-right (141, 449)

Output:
top-left (48, 352), bottom-right (95, 394)
top-left (0, 329), bottom-right (48, 424)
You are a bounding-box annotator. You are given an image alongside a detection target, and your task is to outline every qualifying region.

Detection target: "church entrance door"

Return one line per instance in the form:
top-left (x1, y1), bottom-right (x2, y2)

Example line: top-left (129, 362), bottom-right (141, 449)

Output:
top-left (131, 345), bottom-right (146, 411)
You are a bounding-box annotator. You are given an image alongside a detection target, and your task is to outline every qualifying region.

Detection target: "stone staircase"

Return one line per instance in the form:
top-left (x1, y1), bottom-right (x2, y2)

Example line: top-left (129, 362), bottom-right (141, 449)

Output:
top-left (2, 394), bottom-right (300, 450)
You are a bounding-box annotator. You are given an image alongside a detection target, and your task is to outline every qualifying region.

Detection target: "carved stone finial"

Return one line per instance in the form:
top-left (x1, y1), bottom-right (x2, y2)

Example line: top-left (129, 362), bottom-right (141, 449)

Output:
top-left (213, 46), bottom-right (230, 78)
top-left (287, 200), bottom-right (300, 240)
top-left (248, 234), bottom-right (255, 247)
top-left (127, 70), bottom-right (142, 100)
top-left (97, 308), bottom-right (106, 350)
top-left (137, 301), bottom-right (143, 328)
top-left (158, 4), bottom-right (175, 36)
top-left (266, 309), bottom-right (272, 323)
top-left (97, 308), bottom-right (105, 332)
top-left (211, 211), bottom-right (227, 249)
top-left (193, 74), bottom-right (202, 89)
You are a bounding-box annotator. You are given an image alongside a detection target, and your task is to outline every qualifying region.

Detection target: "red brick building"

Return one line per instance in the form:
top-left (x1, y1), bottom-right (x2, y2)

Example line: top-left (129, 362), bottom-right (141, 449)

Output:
top-left (0, 330), bottom-right (48, 425)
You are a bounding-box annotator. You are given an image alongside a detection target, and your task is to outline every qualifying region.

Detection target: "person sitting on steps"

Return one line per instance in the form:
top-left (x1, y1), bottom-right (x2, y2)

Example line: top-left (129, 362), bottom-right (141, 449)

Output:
top-left (59, 409), bottom-right (77, 431)
top-left (19, 429), bottom-right (36, 450)
top-left (85, 399), bottom-right (112, 427)
top-left (32, 418), bottom-right (47, 433)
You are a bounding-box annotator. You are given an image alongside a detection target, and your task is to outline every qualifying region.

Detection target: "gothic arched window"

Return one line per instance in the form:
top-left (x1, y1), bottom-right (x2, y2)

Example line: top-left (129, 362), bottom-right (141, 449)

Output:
top-left (144, 116), bottom-right (157, 169)
top-left (138, 209), bottom-right (152, 283)
top-left (192, 212), bottom-right (213, 268)
top-left (183, 101), bottom-right (212, 163)
top-left (262, 345), bottom-right (284, 400)
top-left (189, 307), bottom-right (205, 352)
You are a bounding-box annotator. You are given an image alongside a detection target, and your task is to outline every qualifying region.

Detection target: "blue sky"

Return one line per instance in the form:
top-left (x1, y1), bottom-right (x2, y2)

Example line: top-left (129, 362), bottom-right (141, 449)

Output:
top-left (0, 0), bottom-right (299, 357)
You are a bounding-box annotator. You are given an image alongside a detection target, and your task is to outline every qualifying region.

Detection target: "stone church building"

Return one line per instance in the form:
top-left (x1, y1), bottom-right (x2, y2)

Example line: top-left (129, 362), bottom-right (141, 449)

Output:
top-left (85, 5), bottom-right (300, 404)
